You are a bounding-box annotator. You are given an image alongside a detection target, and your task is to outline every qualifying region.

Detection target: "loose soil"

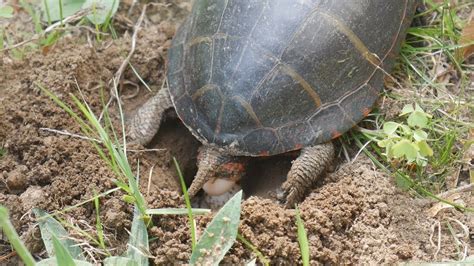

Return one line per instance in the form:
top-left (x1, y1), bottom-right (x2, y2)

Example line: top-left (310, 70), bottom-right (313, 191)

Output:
top-left (1, 1), bottom-right (472, 265)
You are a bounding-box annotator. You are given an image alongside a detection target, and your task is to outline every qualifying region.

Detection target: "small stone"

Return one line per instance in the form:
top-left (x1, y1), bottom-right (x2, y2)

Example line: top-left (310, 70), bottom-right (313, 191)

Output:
top-left (20, 186), bottom-right (45, 210)
top-left (6, 165), bottom-right (29, 192)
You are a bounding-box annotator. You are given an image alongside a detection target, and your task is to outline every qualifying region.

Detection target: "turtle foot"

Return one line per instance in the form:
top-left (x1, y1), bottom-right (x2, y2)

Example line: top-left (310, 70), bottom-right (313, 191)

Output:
top-left (281, 142), bottom-right (335, 208)
top-left (128, 88), bottom-right (173, 145)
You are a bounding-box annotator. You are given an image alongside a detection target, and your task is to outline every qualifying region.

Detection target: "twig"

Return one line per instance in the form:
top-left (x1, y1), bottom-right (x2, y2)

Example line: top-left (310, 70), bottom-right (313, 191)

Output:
top-left (447, 218), bottom-right (470, 260)
top-left (429, 220), bottom-right (441, 261)
top-left (109, 5), bottom-right (148, 99)
top-left (101, 5), bottom-right (148, 122)
top-left (0, 252), bottom-right (17, 263)
top-left (436, 184), bottom-right (474, 199)
top-left (352, 139), bottom-right (372, 164)
top-left (39, 128), bottom-right (101, 143)
top-left (120, 80), bottom-right (141, 100)
top-left (146, 164), bottom-right (156, 197)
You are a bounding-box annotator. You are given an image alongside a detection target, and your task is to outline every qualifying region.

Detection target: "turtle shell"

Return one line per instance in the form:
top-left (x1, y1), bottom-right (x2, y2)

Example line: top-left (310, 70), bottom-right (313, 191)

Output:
top-left (167, 0), bottom-right (416, 156)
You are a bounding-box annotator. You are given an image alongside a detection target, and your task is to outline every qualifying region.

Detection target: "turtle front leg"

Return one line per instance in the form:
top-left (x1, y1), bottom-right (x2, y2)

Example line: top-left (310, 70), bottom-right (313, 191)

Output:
top-left (281, 142), bottom-right (335, 207)
top-left (188, 146), bottom-right (246, 198)
top-left (129, 88), bottom-right (173, 145)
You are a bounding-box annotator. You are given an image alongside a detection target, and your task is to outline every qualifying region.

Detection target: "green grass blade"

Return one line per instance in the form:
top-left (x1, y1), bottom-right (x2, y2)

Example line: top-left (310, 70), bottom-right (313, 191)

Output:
top-left (38, 85), bottom-right (94, 135)
top-left (129, 63), bottom-right (152, 92)
top-left (58, 0), bottom-right (64, 26)
top-left (295, 206), bottom-right (309, 266)
top-left (189, 190), bottom-right (243, 265)
top-left (146, 208), bottom-right (211, 216)
top-left (0, 206), bottom-right (36, 266)
top-left (40, 0), bottom-right (83, 22)
top-left (33, 208), bottom-right (85, 260)
top-left (125, 206), bottom-right (149, 266)
top-left (93, 193), bottom-right (107, 250)
top-left (173, 157), bottom-right (197, 250)
top-left (19, 0), bottom-right (42, 34)
top-left (237, 234), bottom-right (270, 266)
top-left (43, 0), bottom-right (52, 25)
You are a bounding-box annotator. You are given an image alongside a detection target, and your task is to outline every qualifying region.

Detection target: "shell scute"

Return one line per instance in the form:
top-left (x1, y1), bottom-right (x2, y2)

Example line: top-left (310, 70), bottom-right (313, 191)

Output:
top-left (167, 0), bottom-right (417, 156)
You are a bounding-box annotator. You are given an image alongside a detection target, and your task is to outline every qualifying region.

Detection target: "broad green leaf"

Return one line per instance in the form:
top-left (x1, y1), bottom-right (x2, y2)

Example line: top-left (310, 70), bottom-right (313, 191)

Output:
top-left (190, 191), bottom-right (243, 265)
top-left (125, 206), bottom-right (149, 266)
top-left (400, 124), bottom-right (412, 135)
top-left (417, 140), bottom-right (434, 157)
top-left (52, 234), bottom-right (77, 266)
top-left (415, 156), bottom-right (428, 167)
top-left (147, 208), bottom-right (211, 216)
top-left (83, 0), bottom-right (119, 25)
top-left (104, 257), bottom-right (139, 266)
top-left (392, 139), bottom-right (418, 162)
top-left (407, 111), bottom-right (429, 128)
top-left (33, 208), bottom-right (85, 260)
top-left (414, 104), bottom-right (429, 116)
top-left (377, 139), bottom-right (394, 148)
top-left (296, 207), bottom-right (309, 266)
top-left (400, 104), bottom-right (415, 116)
top-left (41, 0), bottom-right (85, 22)
top-left (413, 129), bottom-right (428, 141)
top-left (383, 122), bottom-right (400, 135)
top-left (36, 258), bottom-right (93, 266)
top-left (0, 5), bottom-right (14, 18)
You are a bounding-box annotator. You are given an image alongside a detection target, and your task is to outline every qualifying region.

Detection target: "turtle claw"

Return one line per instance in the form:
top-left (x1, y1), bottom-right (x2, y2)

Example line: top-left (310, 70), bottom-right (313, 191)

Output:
top-left (280, 143), bottom-right (335, 208)
top-left (278, 185), bottom-right (302, 209)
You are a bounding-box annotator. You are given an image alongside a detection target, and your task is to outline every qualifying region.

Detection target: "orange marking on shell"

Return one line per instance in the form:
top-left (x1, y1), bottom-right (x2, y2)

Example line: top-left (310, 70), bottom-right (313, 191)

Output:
top-left (331, 131), bottom-right (342, 139)
top-left (222, 162), bottom-right (245, 173)
top-left (294, 144), bottom-right (303, 150)
top-left (259, 150), bottom-right (270, 156)
top-left (362, 107), bottom-right (371, 117)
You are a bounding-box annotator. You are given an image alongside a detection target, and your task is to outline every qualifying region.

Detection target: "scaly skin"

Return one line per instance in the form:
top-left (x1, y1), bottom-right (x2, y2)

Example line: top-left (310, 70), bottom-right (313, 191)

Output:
top-left (282, 143), bottom-right (335, 207)
top-left (129, 88), bottom-right (173, 145)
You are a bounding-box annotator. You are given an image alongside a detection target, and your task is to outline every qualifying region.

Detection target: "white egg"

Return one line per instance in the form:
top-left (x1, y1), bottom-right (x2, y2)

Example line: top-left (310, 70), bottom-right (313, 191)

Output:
top-left (203, 178), bottom-right (236, 196)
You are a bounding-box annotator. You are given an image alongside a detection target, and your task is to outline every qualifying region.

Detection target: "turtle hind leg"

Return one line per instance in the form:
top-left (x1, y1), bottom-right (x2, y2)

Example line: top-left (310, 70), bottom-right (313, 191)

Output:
top-left (281, 142), bottom-right (335, 207)
top-left (129, 88), bottom-right (173, 145)
top-left (188, 146), bottom-right (245, 198)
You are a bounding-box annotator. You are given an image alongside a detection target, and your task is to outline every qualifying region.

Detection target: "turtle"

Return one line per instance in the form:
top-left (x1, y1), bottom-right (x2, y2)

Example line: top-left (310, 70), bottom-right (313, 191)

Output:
top-left (130, 0), bottom-right (418, 207)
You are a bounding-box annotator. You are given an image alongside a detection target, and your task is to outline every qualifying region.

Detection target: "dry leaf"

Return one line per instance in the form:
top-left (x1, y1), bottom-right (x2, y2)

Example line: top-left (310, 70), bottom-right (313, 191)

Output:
top-left (459, 20), bottom-right (474, 61)
top-left (427, 193), bottom-right (464, 218)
